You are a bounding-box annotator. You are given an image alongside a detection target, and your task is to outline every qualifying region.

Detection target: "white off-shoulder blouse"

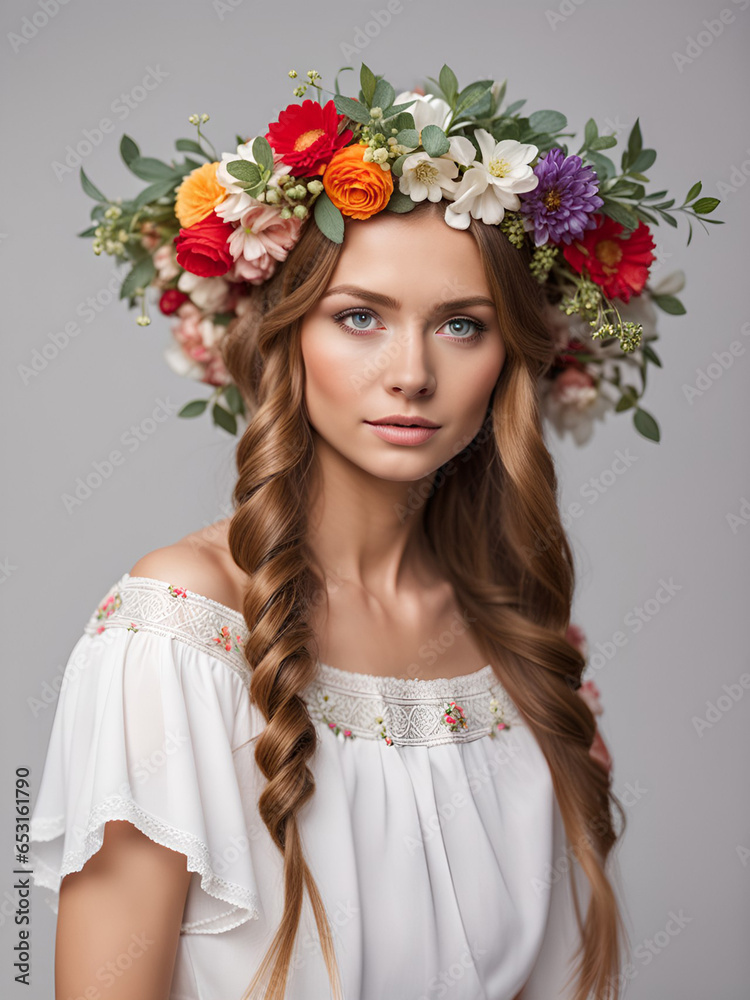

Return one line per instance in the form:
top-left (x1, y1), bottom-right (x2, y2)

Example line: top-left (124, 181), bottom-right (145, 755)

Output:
top-left (29, 572), bottom-right (592, 1000)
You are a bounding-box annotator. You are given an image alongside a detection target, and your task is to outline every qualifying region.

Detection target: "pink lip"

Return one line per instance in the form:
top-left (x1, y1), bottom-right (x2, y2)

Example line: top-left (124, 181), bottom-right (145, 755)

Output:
top-left (364, 422), bottom-right (439, 445)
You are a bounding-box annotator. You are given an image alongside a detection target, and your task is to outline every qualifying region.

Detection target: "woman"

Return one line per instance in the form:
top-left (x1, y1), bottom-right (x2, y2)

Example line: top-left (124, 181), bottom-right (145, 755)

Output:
top-left (30, 195), bottom-right (627, 999)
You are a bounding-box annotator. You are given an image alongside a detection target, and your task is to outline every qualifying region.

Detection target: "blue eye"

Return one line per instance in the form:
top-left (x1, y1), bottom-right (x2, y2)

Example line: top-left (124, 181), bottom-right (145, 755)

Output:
top-left (349, 311), bottom-right (375, 329)
top-left (440, 317), bottom-right (487, 341)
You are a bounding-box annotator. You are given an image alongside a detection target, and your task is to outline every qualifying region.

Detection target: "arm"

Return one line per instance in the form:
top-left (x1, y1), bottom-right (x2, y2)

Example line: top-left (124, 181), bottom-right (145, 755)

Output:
top-left (55, 820), bottom-right (192, 1000)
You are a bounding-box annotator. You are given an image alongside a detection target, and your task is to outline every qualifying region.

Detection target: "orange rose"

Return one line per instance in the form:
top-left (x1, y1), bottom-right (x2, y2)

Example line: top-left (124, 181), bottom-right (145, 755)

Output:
top-left (322, 144), bottom-right (394, 220)
top-left (174, 161), bottom-right (227, 228)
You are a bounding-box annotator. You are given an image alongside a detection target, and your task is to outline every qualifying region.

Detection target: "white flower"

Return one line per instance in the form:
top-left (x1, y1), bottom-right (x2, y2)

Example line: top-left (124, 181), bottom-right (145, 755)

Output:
top-left (176, 271), bottom-right (232, 313)
top-left (443, 130), bottom-right (539, 230)
top-left (153, 244), bottom-right (179, 283)
top-left (394, 91), bottom-right (451, 140)
top-left (398, 136), bottom-right (475, 203)
top-left (215, 138), bottom-right (292, 223)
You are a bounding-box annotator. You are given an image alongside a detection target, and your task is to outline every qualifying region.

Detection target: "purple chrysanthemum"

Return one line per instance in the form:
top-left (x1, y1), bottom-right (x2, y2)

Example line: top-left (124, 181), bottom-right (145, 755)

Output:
top-left (518, 147), bottom-right (604, 246)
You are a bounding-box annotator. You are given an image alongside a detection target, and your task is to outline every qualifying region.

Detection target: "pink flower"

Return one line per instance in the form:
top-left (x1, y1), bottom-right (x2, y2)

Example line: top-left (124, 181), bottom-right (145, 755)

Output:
top-left (550, 367), bottom-right (598, 409)
top-left (577, 679), bottom-right (603, 716)
top-left (229, 252), bottom-right (278, 285)
top-left (566, 623), bottom-right (588, 658)
top-left (167, 301), bottom-right (232, 387)
top-left (153, 243), bottom-right (180, 285)
top-left (227, 205), bottom-right (301, 276)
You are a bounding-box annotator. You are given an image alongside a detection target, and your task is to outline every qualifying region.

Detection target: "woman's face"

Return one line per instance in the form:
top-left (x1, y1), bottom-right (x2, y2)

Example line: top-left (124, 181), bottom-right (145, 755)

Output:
top-left (299, 208), bottom-right (506, 483)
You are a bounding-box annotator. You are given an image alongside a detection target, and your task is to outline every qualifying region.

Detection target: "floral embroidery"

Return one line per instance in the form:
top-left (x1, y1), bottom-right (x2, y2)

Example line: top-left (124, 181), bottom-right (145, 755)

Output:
top-left (127, 622), bottom-right (140, 632)
top-left (374, 714), bottom-right (393, 746)
top-left (318, 694), bottom-right (354, 741)
top-left (440, 700), bottom-right (468, 733)
top-left (488, 695), bottom-right (512, 736)
top-left (168, 584), bottom-right (188, 598)
top-left (95, 592), bottom-right (122, 632)
top-left (212, 625), bottom-right (245, 654)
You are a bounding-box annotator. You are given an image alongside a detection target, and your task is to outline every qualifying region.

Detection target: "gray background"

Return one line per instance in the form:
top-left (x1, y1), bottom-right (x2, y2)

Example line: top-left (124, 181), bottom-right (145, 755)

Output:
top-left (2, 0), bottom-right (748, 996)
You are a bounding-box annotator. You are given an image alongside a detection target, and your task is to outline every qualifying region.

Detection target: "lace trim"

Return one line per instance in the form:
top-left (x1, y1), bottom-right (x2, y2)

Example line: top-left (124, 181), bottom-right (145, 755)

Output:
top-left (88, 573), bottom-right (523, 747)
top-left (30, 795), bottom-right (261, 934)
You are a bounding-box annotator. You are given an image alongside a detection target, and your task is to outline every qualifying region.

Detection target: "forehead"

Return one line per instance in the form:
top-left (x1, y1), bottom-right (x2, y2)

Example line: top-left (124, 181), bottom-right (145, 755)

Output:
top-left (325, 210), bottom-right (492, 302)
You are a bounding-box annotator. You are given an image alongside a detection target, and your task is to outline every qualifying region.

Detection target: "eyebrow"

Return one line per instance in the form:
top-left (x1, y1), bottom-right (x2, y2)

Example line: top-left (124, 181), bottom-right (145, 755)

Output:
top-left (321, 284), bottom-right (496, 313)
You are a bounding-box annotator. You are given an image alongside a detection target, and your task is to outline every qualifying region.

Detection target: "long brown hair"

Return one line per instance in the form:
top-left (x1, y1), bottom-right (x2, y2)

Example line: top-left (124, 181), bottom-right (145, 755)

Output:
top-left (220, 197), bottom-right (630, 1000)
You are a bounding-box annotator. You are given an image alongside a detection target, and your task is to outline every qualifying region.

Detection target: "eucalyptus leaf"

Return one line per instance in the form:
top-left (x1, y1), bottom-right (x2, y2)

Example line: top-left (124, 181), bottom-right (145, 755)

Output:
top-left (589, 135), bottom-right (617, 150)
top-left (396, 129), bottom-right (419, 149)
top-left (314, 191), bottom-right (345, 243)
top-left (391, 153), bottom-right (410, 177)
top-left (633, 407), bottom-right (660, 443)
top-left (120, 134), bottom-right (140, 166)
top-left (630, 148), bottom-right (656, 173)
top-left (421, 125), bottom-right (450, 158)
top-left (451, 81), bottom-right (494, 123)
top-left (382, 99), bottom-right (417, 119)
top-left (212, 402), bottom-right (237, 436)
top-left (226, 159), bottom-right (261, 184)
top-left (372, 78), bottom-right (396, 111)
top-left (133, 177), bottom-right (179, 209)
top-left (651, 294), bottom-right (686, 315)
top-left (333, 94), bottom-right (372, 124)
top-left (175, 138), bottom-right (210, 158)
top-left (179, 399), bottom-right (209, 418)
top-left (528, 109), bottom-right (567, 133)
top-left (386, 190), bottom-right (416, 213)
top-left (127, 156), bottom-right (179, 182)
top-left (222, 383), bottom-right (244, 415)
top-left (584, 118), bottom-right (598, 146)
top-left (119, 256), bottom-right (156, 300)
top-left (439, 64), bottom-right (459, 106)
top-left (80, 166), bottom-right (106, 202)
top-left (388, 112), bottom-right (415, 132)
top-left (252, 136), bottom-right (274, 173)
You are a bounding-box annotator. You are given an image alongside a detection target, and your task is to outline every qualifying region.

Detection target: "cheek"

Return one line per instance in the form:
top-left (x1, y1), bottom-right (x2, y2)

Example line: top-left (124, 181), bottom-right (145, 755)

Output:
top-left (301, 325), bottom-right (362, 414)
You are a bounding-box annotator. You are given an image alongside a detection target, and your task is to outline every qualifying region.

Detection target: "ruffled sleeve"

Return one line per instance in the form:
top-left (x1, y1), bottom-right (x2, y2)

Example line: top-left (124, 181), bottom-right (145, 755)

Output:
top-left (28, 574), bottom-right (264, 934)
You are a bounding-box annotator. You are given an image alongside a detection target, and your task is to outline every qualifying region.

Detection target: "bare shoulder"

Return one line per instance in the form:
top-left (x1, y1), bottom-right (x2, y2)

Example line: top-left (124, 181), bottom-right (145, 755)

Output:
top-left (129, 518), bottom-right (247, 613)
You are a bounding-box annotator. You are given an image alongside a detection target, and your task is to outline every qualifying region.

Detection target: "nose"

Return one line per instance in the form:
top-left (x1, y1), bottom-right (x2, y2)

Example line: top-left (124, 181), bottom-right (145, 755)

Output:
top-left (385, 326), bottom-right (436, 398)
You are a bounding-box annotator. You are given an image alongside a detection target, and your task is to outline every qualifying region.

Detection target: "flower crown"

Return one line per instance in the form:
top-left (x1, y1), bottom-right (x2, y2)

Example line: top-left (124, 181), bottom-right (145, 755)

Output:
top-left (80, 63), bottom-right (722, 444)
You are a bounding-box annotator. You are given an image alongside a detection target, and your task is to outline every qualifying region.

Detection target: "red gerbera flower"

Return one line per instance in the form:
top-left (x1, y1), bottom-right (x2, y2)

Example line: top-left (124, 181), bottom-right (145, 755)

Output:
top-left (562, 213), bottom-right (656, 303)
top-left (265, 99), bottom-right (353, 177)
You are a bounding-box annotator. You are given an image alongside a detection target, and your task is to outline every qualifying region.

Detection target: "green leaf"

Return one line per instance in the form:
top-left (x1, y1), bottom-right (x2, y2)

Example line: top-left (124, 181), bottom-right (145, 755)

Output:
top-left (175, 138), bottom-right (210, 158)
top-left (585, 151), bottom-right (616, 181)
top-left (77, 224), bottom-right (99, 238)
top-left (615, 388), bottom-right (638, 412)
top-left (391, 152), bottom-right (409, 178)
top-left (222, 383), bottom-right (244, 415)
top-left (627, 118), bottom-right (642, 161)
top-left (503, 98), bottom-right (527, 116)
top-left (80, 167), bottom-right (107, 202)
top-left (589, 135), bottom-right (617, 151)
top-left (252, 136), bottom-right (274, 173)
top-left (381, 99), bottom-right (417, 119)
top-left (226, 159), bottom-right (261, 185)
top-left (127, 156), bottom-right (179, 182)
top-left (133, 177), bottom-right (179, 210)
top-left (684, 181), bottom-right (702, 203)
top-left (438, 63), bottom-right (459, 106)
top-left (119, 256), bottom-right (156, 300)
top-left (692, 197), bottom-right (720, 214)
top-left (372, 78), bottom-right (395, 112)
top-left (179, 398), bottom-right (209, 418)
top-left (313, 191), bottom-right (345, 243)
top-left (386, 190), bottom-right (416, 213)
top-left (388, 112), bottom-right (415, 132)
top-left (633, 407), bottom-right (660, 443)
top-left (660, 211), bottom-right (678, 228)
top-left (630, 148), bottom-right (656, 173)
top-left (120, 134), bottom-right (140, 166)
top-left (212, 402), bottom-right (237, 436)
top-left (333, 93), bottom-right (371, 124)
top-left (600, 200), bottom-right (639, 231)
top-left (360, 63), bottom-right (377, 106)
top-left (642, 344), bottom-right (662, 367)
top-left (584, 118), bottom-right (598, 146)
top-left (421, 125), bottom-right (450, 157)
top-left (452, 81), bottom-right (494, 123)
top-left (396, 128), bottom-right (419, 148)
top-left (528, 109), bottom-right (567, 133)
top-left (651, 294), bottom-right (686, 315)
